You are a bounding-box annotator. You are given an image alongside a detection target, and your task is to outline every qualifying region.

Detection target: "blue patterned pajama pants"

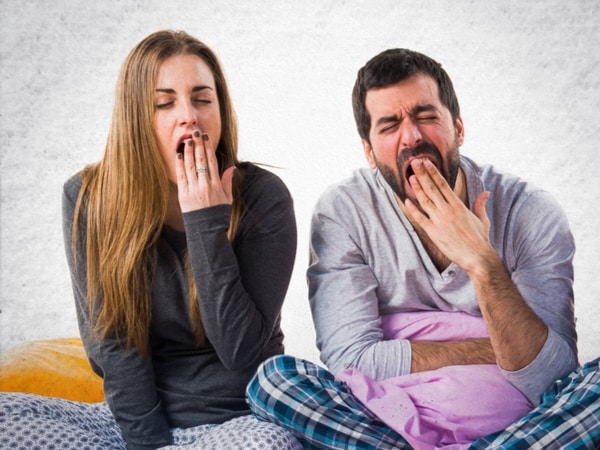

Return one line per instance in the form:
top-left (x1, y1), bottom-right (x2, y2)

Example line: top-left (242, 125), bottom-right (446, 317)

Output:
top-left (0, 392), bottom-right (301, 450)
top-left (247, 355), bottom-right (600, 450)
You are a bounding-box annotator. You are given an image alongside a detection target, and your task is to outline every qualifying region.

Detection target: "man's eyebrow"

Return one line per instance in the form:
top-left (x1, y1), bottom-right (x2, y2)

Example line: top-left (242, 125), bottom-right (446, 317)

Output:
top-left (154, 86), bottom-right (214, 94)
top-left (374, 104), bottom-right (441, 128)
top-left (411, 104), bottom-right (439, 115)
top-left (375, 114), bottom-right (401, 128)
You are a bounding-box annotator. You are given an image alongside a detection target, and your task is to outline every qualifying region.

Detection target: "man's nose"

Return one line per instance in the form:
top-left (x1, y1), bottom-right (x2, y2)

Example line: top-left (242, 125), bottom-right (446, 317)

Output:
top-left (399, 120), bottom-right (422, 149)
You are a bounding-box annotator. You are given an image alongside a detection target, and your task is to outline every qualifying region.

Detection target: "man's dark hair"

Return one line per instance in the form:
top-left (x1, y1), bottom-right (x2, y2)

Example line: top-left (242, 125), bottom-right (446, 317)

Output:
top-left (352, 49), bottom-right (460, 144)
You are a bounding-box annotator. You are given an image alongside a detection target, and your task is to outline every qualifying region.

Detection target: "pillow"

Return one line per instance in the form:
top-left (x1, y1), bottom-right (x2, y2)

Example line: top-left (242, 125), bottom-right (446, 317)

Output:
top-left (0, 338), bottom-right (104, 402)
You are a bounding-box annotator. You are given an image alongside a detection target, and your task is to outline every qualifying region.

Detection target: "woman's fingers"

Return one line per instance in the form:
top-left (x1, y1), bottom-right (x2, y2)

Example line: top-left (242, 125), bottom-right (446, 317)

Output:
top-left (178, 137), bottom-right (196, 182)
top-left (201, 133), bottom-right (234, 200)
top-left (198, 132), bottom-right (220, 181)
top-left (176, 130), bottom-right (234, 212)
top-left (220, 166), bottom-right (236, 204)
top-left (175, 150), bottom-right (188, 193)
top-left (192, 131), bottom-right (210, 179)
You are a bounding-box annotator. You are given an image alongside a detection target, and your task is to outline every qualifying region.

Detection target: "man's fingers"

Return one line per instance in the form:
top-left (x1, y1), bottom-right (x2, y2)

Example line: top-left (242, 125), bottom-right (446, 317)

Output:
top-left (472, 191), bottom-right (491, 229)
top-left (417, 159), bottom-right (455, 202)
top-left (409, 159), bottom-right (446, 215)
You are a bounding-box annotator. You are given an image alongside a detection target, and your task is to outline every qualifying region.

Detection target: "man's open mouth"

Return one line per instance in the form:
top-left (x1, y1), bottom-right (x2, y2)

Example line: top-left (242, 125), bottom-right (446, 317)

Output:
top-left (404, 157), bottom-right (439, 181)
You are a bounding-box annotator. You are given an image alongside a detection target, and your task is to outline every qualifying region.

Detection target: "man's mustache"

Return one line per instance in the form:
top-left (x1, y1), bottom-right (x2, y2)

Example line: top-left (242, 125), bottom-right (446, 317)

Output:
top-left (399, 142), bottom-right (440, 162)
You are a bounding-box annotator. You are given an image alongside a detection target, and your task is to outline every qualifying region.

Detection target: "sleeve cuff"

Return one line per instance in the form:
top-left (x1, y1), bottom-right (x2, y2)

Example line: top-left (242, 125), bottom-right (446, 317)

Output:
top-left (118, 400), bottom-right (173, 450)
top-left (500, 327), bottom-right (577, 405)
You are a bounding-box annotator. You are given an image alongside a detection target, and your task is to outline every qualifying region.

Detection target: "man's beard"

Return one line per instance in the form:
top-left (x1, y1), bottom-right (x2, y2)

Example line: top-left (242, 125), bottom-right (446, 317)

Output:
top-left (377, 140), bottom-right (460, 205)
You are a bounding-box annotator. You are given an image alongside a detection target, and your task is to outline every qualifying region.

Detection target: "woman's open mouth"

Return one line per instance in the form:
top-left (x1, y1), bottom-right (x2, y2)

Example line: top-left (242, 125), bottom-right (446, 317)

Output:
top-left (176, 134), bottom-right (193, 154)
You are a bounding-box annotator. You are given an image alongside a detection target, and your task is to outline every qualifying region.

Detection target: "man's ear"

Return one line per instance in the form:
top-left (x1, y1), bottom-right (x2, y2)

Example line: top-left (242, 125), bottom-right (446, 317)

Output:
top-left (362, 139), bottom-right (377, 169)
top-left (455, 116), bottom-right (465, 146)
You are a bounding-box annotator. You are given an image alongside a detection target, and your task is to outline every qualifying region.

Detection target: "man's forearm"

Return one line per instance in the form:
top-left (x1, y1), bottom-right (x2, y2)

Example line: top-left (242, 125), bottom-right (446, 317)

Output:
top-left (469, 252), bottom-right (548, 372)
top-left (410, 338), bottom-right (496, 373)
top-left (404, 160), bottom-right (552, 374)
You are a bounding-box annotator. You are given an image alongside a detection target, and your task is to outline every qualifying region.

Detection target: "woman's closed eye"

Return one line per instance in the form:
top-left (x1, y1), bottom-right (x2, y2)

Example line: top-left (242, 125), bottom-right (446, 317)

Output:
top-left (192, 98), bottom-right (212, 105)
top-left (154, 99), bottom-right (211, 109)
top-left (155, 101), bottom-right (174, 109)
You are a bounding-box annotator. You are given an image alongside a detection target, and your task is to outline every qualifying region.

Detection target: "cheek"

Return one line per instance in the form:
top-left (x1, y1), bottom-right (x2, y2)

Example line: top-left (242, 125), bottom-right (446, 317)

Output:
top-left (373, 135), bottom-right (401, 164)
top-left (152, 117), bottom-right (173, 170)
top-left (161, 149), bottom-right (178, 183)
top-left (153, 115), bottom-right (168, 148)
top-left (200, 109), bottom-right (222, 141)
top-left (430, 122), bottom-right (457, 147)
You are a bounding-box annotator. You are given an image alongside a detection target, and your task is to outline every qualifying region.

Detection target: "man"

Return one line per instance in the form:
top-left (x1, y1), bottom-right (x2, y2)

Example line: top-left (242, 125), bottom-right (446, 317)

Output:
top-left (247, 49), bottom-right (589, 449)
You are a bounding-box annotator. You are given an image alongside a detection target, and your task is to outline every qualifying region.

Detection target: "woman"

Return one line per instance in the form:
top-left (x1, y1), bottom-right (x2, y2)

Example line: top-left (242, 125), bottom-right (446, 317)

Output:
top-left (0, 30), bottom-right (299, 450)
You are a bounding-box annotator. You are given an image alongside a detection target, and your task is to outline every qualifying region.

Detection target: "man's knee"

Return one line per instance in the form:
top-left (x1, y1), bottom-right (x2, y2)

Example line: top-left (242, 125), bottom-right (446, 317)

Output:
top-left (246, 355), bottom-right (301, 419)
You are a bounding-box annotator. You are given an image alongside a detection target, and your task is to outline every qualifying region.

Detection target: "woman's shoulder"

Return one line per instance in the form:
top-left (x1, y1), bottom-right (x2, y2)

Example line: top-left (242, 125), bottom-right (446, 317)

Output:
top-left (62, 165), bottom-right (98, 209)
top-left (62, 170), bottom-right (85, 206)
top-left (239, 162), bottom-right (292, 203)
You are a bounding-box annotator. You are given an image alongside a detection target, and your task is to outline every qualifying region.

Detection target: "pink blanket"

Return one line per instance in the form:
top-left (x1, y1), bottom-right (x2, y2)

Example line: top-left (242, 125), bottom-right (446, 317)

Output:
top-left (337, 311), bottom-right (532, 450)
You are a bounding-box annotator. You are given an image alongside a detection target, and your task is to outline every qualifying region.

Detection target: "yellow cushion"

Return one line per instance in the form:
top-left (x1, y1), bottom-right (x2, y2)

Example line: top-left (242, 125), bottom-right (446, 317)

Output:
top-left (0, 338), bottom-right (104, 402)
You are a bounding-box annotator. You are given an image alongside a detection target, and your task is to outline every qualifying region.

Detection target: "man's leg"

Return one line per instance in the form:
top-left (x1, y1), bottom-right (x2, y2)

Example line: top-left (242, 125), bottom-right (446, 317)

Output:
top-left (470, 357), bottom-right (600, 450)
top-left (246, 355), bottom-right (410, 450)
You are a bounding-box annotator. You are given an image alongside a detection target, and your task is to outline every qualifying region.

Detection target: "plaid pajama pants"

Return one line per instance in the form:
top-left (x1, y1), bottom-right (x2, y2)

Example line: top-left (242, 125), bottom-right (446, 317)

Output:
top-left (470, 356), bottom-right (600, 450)
top-left (246, 355), bottom-right (411, 449)
top-left (247, 355), bottom-right (600, 450)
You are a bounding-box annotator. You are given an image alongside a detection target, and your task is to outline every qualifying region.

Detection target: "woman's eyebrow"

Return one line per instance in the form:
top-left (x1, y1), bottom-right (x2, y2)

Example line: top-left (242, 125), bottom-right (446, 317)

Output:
top-left (155, 86), bottom-right (214, 94)
top-left (192, 85), bottom-right (214, 92)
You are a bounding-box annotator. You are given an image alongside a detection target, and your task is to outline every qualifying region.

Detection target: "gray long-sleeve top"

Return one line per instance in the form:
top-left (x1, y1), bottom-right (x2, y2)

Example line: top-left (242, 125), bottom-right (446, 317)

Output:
top-left (308, 155), bottom-right (577, 406)
top-left (62, 163), bottom-right (297, 450)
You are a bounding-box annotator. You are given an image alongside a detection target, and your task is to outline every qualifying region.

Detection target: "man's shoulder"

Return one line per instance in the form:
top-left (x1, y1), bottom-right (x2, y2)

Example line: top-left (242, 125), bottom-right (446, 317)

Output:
top-left (462, 155), bottom-right (567, 230)
top-left (461, 155), bottom-right (542, 201)
top-left (316, 168), bottom-right (381, 209)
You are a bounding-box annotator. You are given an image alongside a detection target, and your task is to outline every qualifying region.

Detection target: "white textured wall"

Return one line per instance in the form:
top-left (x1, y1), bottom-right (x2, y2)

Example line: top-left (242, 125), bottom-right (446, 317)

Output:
top-left (1, 0), bottom-right (598, 364)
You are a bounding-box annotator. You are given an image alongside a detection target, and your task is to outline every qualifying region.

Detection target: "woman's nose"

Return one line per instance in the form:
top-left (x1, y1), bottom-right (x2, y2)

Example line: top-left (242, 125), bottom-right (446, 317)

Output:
top-left (178, 101), bottom-right (197, 126)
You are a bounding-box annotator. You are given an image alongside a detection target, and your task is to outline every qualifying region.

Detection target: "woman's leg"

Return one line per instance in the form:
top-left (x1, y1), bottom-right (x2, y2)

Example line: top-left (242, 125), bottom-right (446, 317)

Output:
top-left (246, 355), bottom-right (411, 450)
top-left (168, 415), bottom-right (302, 450)
top-left (0, 392), bottom-right (126, 449)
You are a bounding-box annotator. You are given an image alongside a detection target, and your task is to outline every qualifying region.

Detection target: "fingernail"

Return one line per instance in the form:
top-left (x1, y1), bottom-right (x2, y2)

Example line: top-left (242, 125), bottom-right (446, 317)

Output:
top-left (188, 139), bottom-right (193, 146)
top-left (202, 133), bottom-right (209, 141)
top-left (193, 130), bottom-right (201, 138)
top-left (177, 153), bottom-right (183, 160)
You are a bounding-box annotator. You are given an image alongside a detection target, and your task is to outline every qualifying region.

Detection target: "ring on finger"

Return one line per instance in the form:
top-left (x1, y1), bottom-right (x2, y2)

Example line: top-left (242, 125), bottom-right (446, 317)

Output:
top-left (196, 166), bottom-right (208, 173)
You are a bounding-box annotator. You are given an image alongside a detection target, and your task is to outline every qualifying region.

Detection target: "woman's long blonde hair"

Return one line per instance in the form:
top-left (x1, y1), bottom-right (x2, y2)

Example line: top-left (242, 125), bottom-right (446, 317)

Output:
top-left (73, 30), bottom-right (244, 357)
